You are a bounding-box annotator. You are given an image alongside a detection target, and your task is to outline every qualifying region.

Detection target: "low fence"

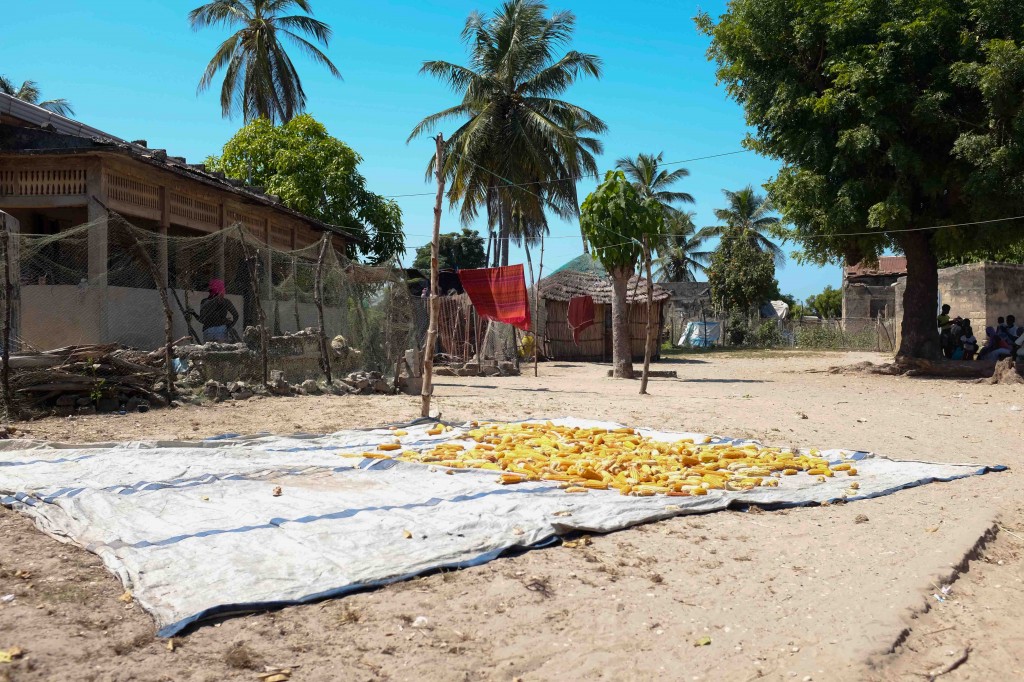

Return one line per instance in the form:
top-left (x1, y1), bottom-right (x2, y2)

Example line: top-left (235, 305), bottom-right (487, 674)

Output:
top-left (672, 313), bottom-right (897, 353)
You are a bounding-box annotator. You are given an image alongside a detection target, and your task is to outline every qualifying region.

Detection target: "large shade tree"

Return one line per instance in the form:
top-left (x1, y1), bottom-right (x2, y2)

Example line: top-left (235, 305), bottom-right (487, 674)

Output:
top-left (408, 0), bottom-right (606, 266)
top-left (206, 115), bottom-right (404, 263)
top-left (698, 0), bottom-right (1024, 361)
top-left (189, 0), bottom-right (341, 123)
top-left (698, 186), bottom-right (784, 267)
top-left (0, 76), bottom-right (74, 117)
top-left (580, 171), bottom-right (664, 378)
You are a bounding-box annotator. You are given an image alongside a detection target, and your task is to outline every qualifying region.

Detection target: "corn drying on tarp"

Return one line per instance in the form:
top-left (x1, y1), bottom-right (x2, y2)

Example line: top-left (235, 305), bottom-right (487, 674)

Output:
top-left (0, 418), bottom-right (1004, 636)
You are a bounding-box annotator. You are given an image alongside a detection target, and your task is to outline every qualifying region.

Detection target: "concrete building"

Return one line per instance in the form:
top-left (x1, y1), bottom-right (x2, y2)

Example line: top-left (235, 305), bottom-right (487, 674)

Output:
top-left (894, 262), bottom-right (1024, 349)
top-left (0, 92), bottom-right (356, 349)
top-left (842, 257), bottom-right (906, 333)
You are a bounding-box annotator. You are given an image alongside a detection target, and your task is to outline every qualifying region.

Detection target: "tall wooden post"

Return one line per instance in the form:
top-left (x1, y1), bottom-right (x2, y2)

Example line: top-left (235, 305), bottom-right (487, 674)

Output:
top-left (640, 234), bottom-right (655, 395)
top-left (534, 234), bottom-right (545, 378)
top-left (0, 225), bottom-right (13, 415)
top-left (237, 225), bottom-right (270, 387)
top-left (421, 134), bottom-right (445, 418)
top-left (314, 233), bottom-right (332, 384)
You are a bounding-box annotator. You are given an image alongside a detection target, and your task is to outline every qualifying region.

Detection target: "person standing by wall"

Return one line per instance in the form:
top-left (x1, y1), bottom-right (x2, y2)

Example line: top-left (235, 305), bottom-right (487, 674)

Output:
top-left (199, 278), bottom-right (239, 343)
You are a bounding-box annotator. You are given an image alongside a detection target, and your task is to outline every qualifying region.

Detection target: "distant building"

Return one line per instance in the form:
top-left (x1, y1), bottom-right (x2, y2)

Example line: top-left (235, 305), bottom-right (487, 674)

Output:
top-left (842, 257), bottom-right (906, 333)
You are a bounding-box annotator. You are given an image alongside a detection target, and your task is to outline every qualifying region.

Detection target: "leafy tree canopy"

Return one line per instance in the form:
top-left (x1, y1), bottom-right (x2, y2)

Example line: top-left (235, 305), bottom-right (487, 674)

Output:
top-left (580, 171), bottom-right (664, 276)
top-left (804, 285), bottom-right (843, 319)
top-left (412, 228), bottom-right (486, 271)
top-left (206, 115), bottom-right (404, 264)
top-left (697, 0), bottom-right (1024, 358)
top-left (708, 227), bottom-right (777, 313)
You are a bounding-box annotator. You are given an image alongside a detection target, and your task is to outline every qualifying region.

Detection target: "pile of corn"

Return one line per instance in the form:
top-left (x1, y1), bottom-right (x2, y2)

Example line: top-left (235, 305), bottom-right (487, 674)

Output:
top-left (376, 422), bottom-right (858, 497)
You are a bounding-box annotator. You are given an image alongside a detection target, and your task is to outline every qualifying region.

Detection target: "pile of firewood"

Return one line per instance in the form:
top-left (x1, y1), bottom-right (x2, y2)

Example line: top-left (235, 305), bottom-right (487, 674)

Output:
top-left (8, 344), bottom-right (168, 415)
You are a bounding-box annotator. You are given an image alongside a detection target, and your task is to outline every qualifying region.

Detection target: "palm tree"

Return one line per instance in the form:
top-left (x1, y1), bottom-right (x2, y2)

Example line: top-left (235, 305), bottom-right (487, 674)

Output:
top-left (0, 76), bottom-right (74, 117)
top-left (189, 0), bottom-right (341, 123)
top-left (654, 212), bottom-right (711, 282)
top-left (559, 111), bottom-right (604, 253)
top-left (615, 152), bottom-right (694, 217)
top-left (408, 0), bottom-right (606, 267)
top-left (699, 186), bottom-right (785, 267)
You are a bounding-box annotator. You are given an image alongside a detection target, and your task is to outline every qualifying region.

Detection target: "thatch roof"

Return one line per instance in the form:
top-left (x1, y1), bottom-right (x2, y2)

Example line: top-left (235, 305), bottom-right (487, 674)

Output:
top-left (540, 254), bottom-right (670, 305)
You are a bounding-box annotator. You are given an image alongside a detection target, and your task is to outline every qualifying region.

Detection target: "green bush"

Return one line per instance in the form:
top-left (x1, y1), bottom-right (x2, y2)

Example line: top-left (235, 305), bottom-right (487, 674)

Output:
top-left (751, 320), bottom-right (785, 347)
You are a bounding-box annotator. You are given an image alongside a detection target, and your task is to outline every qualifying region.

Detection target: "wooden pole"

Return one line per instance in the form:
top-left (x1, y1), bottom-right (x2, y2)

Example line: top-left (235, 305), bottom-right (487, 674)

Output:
top-left (534, 233), bottom-right (545, 378)
top-left (421, 133), bottom-right (445, 418)
top-left (314, 233), bottom-right (333, 384)
top-left (237, 225), bottom-right (270, 387)
top-left (0, 226), bottom-right (13, 416)
top-left (640, 234), bottom-right (654, 395)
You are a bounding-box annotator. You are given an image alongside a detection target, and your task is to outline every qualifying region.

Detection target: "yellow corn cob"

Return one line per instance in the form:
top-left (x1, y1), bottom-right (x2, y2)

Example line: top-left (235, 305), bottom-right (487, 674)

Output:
top-left (377, 443), bottom-right (402, 451)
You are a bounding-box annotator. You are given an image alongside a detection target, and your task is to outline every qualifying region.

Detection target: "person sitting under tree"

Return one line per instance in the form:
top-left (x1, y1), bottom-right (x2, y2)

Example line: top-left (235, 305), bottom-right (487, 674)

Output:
top-left (199, 278), bottom-right (239, 343)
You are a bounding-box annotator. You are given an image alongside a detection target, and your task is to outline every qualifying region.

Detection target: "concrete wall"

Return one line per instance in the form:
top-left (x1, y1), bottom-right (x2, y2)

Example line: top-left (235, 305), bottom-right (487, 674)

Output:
top-left (936, 263), bottom-right (987, 328)
top-left (982, 263), bottom-right (1024, 329)
top-left (22, 284), bottom-right (243, 350)
top-left (893, 262), bottom-right (1024, 350)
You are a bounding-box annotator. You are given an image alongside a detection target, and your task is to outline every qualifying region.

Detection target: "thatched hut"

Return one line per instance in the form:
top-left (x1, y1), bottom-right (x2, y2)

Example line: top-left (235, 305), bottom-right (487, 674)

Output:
top-left (538, 254), bottom-right (670, 362)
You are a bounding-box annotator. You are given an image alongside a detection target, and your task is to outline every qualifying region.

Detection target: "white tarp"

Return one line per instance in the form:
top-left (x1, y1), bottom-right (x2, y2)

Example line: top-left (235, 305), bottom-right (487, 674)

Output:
top-left (0, 419), bottom-right (1003, 636)
top-left (679, 321), bottom-right (721, 347)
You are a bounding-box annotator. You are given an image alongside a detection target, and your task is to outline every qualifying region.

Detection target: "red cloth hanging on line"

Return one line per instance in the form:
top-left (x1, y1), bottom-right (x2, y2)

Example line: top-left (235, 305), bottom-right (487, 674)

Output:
top-left (567, 295), bottom-right (595, 343)
top-left (457, 265), bottom-right (532, 331)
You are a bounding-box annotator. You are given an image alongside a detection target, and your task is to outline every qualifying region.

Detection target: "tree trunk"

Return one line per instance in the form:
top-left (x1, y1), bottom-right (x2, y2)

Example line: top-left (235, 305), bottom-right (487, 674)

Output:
top-left (610, 269), bottom-right (634, 379)
top-left (499, 197), bottom-right (512, 267)
top-left (640, 235), bottom-right (654, 395)
top-left (422, 134), bottom-right (445, 418)
top-left (896, 231), bottom-right (941, 360)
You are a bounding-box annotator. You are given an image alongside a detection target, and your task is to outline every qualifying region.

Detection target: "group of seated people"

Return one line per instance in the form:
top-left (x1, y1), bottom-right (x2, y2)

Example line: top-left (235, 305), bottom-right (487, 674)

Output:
top-left (938, 305), bottom-right (1023, 361)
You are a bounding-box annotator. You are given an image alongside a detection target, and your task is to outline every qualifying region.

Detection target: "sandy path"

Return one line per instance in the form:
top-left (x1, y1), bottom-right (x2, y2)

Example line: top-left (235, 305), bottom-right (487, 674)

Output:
top-left (0, 351), bottom-right (1021, 681)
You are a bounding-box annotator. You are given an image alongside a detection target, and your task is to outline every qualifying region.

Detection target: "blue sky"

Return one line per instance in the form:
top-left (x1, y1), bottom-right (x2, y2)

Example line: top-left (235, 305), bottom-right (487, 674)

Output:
top-left (3, 0), bottom-right (841, 300)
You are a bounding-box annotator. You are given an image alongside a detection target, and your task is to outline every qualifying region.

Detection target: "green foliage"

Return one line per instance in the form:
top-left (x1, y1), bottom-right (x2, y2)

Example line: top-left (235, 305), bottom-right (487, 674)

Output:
top-left (409, 0), bottom-right (605, 263)
top-left (938, 240), bottom-right (1024, 267)
top-left (804, 285), bottom-right (843, 319)
top-left (580, 172), bottom-right (665, 276)
top-left (412, 228), bottom-right (486, 271)
top-left (751, 320), bottom-right (785, 347)
top-left (698, 0), bottom-right (1024, 356)
top-left (207, 115), bottom-right (404, 264)
top-left (698, 186), bottom-right (784, 266)
top-left (697, 0), bottom-right (1024, 266)
top-left (0, 75), bottom-right (74, 117)
top-left (708, 226), bottom-right (777, 313)
top-left (189, 0), bottom-right (341, 123)
top-left (653, 212), bottom-right (711, 282)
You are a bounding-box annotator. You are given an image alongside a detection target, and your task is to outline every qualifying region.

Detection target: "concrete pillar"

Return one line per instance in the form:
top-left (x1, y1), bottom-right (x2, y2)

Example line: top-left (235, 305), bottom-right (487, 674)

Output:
top-left (86, 172), bottom-right (108, 286)
top-left (158, 186), bottom-right (169, 288)
top-left (86, 161), bottom-right (108, 343)
top-left (216, 204), bottom-right (226, 280)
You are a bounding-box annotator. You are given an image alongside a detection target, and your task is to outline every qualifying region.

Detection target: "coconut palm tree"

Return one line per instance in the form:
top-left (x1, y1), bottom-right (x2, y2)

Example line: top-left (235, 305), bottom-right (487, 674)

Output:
top-left (189, 0), bottom-right (341, 123)
top-left (0, 76), bottom-right (74, 117)
top-left (614, 152), bottom-right (694, 217)
top-left (654, 212), bottom-right (711, 282)
top-left (699, 185), bottom-right (785, 267)
top-left (408, 0), bottom-right (606, 266)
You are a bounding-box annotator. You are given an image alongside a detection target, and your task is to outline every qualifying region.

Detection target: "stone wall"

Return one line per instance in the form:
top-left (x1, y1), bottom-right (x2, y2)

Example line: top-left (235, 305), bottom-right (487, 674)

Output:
top-left (893, 262), bottom-right (1024, 350)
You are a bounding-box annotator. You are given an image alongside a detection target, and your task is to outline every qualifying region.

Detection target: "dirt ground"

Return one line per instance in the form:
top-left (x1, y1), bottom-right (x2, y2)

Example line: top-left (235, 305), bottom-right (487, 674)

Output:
top-left (1, 350), bottom-right (1022, 682)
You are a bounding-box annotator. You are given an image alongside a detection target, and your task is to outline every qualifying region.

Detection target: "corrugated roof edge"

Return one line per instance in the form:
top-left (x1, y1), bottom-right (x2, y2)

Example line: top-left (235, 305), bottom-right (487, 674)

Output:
top-left (0, 93), bottom-right (364, 244)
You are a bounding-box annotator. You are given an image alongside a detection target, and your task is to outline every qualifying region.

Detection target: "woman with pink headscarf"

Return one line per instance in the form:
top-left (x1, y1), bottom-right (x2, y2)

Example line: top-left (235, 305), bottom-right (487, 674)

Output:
top-left (199, 278), bottom-right (239, 343)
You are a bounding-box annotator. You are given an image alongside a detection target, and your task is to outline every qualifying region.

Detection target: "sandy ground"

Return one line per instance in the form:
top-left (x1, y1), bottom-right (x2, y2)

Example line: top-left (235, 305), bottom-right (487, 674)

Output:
top-left (1, 350), bottom-right (1022, 682)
